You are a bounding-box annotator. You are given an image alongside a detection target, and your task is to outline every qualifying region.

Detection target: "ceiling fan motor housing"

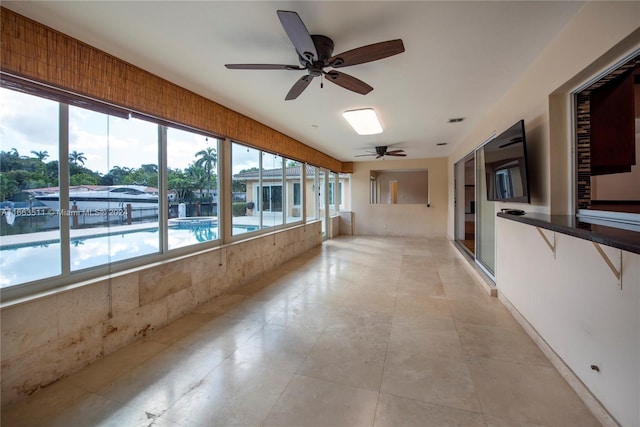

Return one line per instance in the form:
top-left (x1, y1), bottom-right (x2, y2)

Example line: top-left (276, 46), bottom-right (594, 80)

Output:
top-left (299, 35), bottom-right (335, 76)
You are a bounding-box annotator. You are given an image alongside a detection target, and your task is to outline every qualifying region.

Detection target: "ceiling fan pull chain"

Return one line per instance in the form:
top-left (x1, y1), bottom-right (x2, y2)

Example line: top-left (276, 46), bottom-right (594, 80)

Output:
top-left (321, 73), bottom-right (324, 89)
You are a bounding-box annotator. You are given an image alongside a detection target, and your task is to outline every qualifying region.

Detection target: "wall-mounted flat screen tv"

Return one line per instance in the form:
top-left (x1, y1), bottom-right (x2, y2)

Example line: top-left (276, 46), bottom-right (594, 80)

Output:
top-left (484, 120), bottom-right (530, 203)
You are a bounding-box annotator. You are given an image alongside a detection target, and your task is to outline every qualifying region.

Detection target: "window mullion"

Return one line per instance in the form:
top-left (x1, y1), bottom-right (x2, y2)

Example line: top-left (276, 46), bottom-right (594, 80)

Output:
top-left (59, 103), bottom-right (71, 276)
top-left (159, 125), bottom-right (168, 253)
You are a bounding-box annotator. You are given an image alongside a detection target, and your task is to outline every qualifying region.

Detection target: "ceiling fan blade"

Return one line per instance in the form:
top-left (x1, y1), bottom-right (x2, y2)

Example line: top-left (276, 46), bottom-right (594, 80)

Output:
top-left (329, 39), bottom-right (405, 68)
top-left (285, 75), bottom-right (314, 100)
top-left (387, 153), bottom-right (407, 157)
top-left (277, 10), bottom-right (318, 63)
top-left (354, 153), bottom-right (377, 157)
top-left (325, 71), bottom-right (373, 95)
top-left (225, 64), bottom-right (303, 70)
top-left (385, 149), bottom-right (405, 155)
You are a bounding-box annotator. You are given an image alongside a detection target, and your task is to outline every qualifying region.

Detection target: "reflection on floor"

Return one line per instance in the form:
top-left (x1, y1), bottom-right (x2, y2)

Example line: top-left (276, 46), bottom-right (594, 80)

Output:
top-left (1, 236), bottom-right (600, 427)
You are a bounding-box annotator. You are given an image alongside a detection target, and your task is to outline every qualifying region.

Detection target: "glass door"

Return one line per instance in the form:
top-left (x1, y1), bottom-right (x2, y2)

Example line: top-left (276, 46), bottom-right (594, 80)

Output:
top-left (476, 145), bottom-right (496, 275)
top-left (454, 154), bottom-right (476, 255)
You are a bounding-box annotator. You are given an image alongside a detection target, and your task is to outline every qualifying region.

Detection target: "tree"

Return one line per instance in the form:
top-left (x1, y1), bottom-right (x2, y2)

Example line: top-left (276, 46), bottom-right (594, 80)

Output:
top-left (168, 168), bottom-right (194, 200)
top-left (30, 150), bottom-right (49, 162)
top-left (69, 150), bottom-right (87, 166)
top-left (195, 147), bottom-right (217, 199)
top-left (69, 172), bottom-right (99, 186)
top-left (186, 165), bottom-right (207, 198)
top-left (0, 172), bottom-right (20, 201)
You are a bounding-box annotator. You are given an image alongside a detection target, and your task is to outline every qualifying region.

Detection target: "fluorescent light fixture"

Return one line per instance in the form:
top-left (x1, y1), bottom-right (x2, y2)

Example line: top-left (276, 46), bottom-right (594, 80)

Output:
top-left (342, 108), bottom-right (383, 135)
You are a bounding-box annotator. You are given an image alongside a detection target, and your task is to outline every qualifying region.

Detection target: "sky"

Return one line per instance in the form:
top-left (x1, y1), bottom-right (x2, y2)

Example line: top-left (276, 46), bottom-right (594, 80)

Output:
top-left (0, 87), bottom-right (268, 175)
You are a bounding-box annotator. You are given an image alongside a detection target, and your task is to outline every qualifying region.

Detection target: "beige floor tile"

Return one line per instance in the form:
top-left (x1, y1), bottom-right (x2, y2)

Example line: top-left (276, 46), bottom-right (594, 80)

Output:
top-left (374, 393), bottom-right (486, 427)
top-left (483, 414), bottom-right (547, 427)
top-left (65, 338), bottom-right (168, 392)
top-left (381, 348), bottom-right (482, 412)
top-left (267, 301), bottom-right (338, 332)
top-left (97, 343), bottom-right (225, 414)
top-left (448, 296), bottom-right (521, 329)
top-left (388, 318), bottom-right (465, 362)
top-left (456, 322), bottom-right (552, 367)
top-left (166, 315), bottom-right (264, 356)
top-left (230, 323), bottom-right (321, 372)
top-left (162, 359), bottom-right (293, 427)
top-left (263, 375), bottom-right (379, 427)
top-left (393, 294), bottom-right (452, 320)
top-left (468, 357), bottom-right (601, 426)
top-left (0, 379), bottom-right (170, 427)
top-left (297, 329), bottom-right (388, 390)
top-left (325, 307), bottom-right (394, 337)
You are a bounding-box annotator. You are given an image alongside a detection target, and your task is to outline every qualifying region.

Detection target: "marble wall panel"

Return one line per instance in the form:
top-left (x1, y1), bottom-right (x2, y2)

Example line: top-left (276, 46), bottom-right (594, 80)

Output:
top-left (139, 262), bottom-right (191, 305)
top-left (1, 296), bottom-right (58, 361)
top-left (101, 299), bottom-right (168, 355)
top-left (57, 281), bottom-right (110, 337)
top-left (109, 272), bottom-right (140, 316)
top-left (1, 323), bottom-right (103, 403)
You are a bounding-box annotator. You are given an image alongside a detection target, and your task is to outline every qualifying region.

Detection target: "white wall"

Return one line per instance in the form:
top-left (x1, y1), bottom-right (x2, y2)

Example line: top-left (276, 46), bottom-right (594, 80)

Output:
top-left (497, 218), bottom-right (640, 427)
top-left (352, 157), bottom-right (448, 237)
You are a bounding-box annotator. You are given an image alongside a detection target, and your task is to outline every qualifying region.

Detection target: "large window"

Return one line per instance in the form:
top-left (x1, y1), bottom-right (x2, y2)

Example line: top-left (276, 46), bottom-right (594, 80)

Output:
top-left (0, 83), bottom-right (340, 296)
top-left (260, 152), bottom-right (284, 229)
top-left (329, 171), bottom-right (338, 216)
top-left (286, 159), bottom-right (303, 224)
top-left (306, 165), bottom-right (318, 221)
top-left (167, 128), bottom-right (220, 249)
top-left (68, 106), bottom-right (160, 271)
top-left (231, 143), bottom-right (259, 236)
top-left (0, 88), bottom-right (60, 286)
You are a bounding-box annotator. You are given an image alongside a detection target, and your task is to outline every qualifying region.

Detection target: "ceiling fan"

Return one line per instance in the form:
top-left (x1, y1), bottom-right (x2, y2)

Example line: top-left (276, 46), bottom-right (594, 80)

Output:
top-left (356, 146), bottom-right (407, 159)
top-left (225, 10), bottom-right (405, 100)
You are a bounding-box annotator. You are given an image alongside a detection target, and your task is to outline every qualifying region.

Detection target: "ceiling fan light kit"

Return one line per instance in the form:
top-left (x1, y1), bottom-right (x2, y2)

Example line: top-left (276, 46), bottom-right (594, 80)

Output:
top-left (342, 108), bottom-right (383, 135)
top-left (225, 10), bottom-right (405, 100)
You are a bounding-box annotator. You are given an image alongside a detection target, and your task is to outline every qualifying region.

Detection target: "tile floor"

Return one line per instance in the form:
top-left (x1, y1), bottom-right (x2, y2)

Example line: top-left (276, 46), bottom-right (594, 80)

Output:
top-left (1, 236), bottom-right (601, 427)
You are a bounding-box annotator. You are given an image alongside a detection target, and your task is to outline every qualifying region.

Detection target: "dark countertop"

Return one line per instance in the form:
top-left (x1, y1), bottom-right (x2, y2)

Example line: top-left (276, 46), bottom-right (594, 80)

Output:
top-left (497, 212), bottom-right (640, 255)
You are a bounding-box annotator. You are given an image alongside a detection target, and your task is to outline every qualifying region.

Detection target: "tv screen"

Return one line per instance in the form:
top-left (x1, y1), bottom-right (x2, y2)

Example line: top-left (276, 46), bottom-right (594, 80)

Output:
top-left (483, 120), bottom-right (530, 203)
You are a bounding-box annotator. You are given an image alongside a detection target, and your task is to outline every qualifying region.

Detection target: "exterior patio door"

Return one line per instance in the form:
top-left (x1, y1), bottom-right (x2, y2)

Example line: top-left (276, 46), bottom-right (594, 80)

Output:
top-left (260, 185), bottom-right (282, 212)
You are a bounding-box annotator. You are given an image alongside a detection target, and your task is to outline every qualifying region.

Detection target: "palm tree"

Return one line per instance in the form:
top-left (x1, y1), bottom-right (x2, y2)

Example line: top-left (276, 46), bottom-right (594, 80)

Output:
top-left (69, 150), bottom-right (87, 166)
top-left (187, 165), bottom-right (208, 198)
top-left (31, 150), bottom-right (49, 161)
top-left (195, 147), bottom-right (217, 199)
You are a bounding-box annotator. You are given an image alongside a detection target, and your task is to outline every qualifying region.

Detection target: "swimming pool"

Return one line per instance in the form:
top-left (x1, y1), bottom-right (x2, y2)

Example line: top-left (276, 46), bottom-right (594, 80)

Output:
top-left (0, 224), bottom-right (259, 288)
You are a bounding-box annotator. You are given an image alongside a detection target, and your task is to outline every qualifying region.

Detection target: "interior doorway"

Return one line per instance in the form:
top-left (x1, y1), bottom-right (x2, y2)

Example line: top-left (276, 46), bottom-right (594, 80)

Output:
top-left (455, 154), bottom-right (476, 254)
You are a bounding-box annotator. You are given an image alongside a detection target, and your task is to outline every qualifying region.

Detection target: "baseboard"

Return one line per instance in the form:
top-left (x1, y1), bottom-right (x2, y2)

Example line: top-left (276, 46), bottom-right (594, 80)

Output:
top-left (498, 293), bottom-right (621, 427)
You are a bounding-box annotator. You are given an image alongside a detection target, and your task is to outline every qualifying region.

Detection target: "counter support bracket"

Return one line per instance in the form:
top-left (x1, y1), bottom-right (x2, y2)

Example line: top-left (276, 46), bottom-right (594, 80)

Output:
top-left (592, 242), bottom-right (622, 289)
top-left (536, 227), bottom-right (556, 258)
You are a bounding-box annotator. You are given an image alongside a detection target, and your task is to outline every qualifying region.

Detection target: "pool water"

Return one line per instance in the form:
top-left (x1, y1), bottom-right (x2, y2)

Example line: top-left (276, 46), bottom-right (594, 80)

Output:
top-left (0, 225), bottom-right (259, 288)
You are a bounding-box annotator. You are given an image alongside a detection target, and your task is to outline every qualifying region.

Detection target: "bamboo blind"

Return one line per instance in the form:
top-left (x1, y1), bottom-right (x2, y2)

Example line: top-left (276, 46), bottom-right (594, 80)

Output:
top-left (0, 7), bottom-right (347, 172)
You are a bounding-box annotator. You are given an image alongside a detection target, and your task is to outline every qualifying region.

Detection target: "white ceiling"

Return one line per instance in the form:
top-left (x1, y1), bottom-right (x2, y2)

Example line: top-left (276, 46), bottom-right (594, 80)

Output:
top-left (3, 1), bottom-right (584, 162)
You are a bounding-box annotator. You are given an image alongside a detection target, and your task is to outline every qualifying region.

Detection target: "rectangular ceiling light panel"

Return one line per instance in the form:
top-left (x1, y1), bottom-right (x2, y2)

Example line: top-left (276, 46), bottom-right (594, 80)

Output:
top-left (343, 108), bottom-right (383, 135)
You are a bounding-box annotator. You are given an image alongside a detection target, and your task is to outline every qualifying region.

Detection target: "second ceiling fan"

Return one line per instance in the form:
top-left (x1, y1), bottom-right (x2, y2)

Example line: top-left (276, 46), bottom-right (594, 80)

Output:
top-left (225, 10), bottom-right (405, 100)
